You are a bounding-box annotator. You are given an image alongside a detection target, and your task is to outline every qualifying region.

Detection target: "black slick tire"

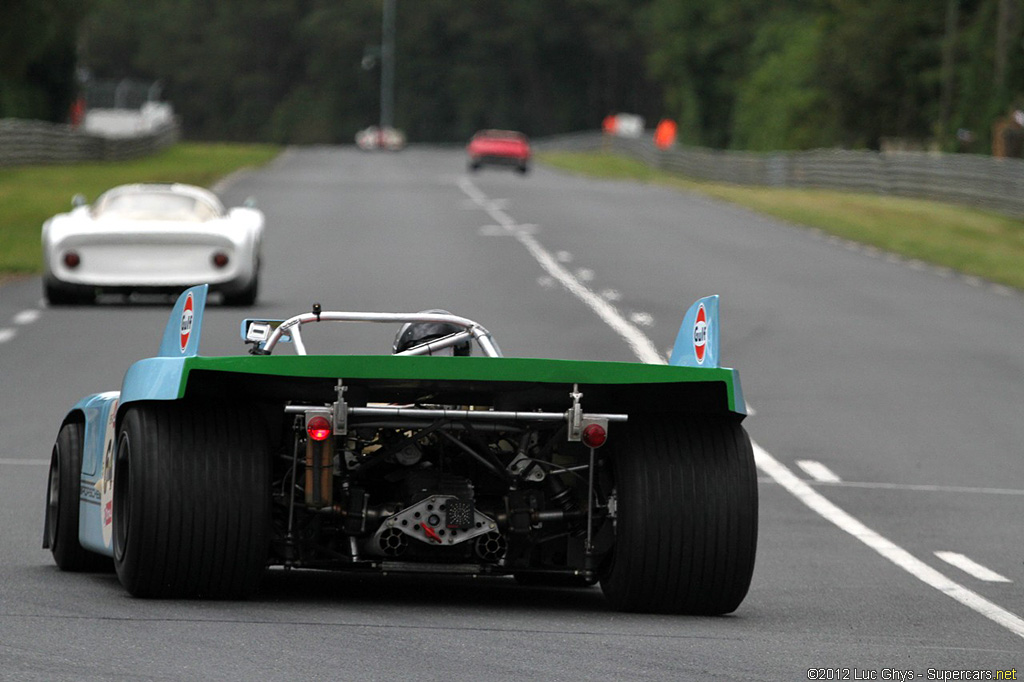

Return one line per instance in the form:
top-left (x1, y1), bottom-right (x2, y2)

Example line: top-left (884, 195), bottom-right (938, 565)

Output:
top-left (113, 401), bottom-right (270, 598)
top-left (44, 421), bottom-right (111, 571)
top-left (44, 279), bottom-right (94, 306)
top-left (600, 416), bottom-right (758, 615)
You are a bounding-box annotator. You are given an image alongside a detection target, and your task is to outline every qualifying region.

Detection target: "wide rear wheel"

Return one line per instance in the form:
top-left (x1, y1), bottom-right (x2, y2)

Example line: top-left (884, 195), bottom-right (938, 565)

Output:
top-left (44, 421), bottom-right (111, 571)
top-left (600, 416), bottom-right (758, 614)
top-left (113, 402), bottom-right (270, 598)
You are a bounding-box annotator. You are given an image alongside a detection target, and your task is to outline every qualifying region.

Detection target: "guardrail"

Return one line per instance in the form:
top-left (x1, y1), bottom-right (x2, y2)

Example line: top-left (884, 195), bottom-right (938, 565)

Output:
top-left (535, 131), bottom-right (1024, 219)
top-left (0, 117), bottom-right (179, 167)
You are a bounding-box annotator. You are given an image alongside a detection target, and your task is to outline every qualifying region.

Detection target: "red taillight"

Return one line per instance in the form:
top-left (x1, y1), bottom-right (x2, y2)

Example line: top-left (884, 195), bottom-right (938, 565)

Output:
top-left (306, 416), bottom-right (332, 441)
top-left (212, 252), bottom-right (229, 268)
top-left (581, 423), bottom-right (607, 449)
top-left (63, 251), bottom-right (81, 268)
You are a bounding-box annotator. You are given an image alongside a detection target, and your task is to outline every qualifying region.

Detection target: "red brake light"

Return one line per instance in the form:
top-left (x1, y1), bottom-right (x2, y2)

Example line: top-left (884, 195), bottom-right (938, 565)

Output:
top-left (581, 423), bottom-right (607, 448)
top-left (64, 251), bottom-right (81, 268)
top-left (212, 252), bottom-right (229, 268)
top-left (306, 416), bottom-right (332, 441)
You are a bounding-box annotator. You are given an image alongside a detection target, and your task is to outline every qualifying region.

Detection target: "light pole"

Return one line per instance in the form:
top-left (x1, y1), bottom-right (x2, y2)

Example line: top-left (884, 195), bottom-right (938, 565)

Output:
top-left (380, 0), bottom-right (395, 130)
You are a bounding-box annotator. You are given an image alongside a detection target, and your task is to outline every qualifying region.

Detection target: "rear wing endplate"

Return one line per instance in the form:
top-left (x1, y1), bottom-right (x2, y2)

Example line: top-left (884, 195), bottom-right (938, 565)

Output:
top-left (669, 295), bottom-right (719, 368)
top-left (158, 284), bottom-right (208, 357)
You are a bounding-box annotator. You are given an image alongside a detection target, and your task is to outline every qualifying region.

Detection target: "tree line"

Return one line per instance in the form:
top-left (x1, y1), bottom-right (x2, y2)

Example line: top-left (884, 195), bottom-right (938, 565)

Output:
top-left (2, 0), bottom-right (1022, 153)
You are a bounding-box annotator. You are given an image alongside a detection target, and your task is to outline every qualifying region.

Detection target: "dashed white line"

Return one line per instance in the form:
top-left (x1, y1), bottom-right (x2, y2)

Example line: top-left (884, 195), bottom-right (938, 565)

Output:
top-left (935, 552), bottom-right (1012, 583)
top-left (458, 176), bottom-right (1024, 641)
top-left (13, 309), bottom-right (41, 325)
top-left (628, 311), bottom-right (655, 328)
top-left (459, 177), bottom-right (663, 364)
top-left (0, 328), bottom-right (15, 344)
top-left (774, 478), bottom-right (1024, 496)
top-left (574, 268), bottom-right (594, 282)
top-left (756, 444), bottom-right (1024, 639)
top-left (795, 460), bottom-right (842, 483)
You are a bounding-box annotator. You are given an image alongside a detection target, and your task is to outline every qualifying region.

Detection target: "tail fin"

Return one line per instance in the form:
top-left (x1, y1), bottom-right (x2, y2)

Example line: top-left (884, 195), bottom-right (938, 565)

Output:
top-left (669, 295), bottom-right (719, 368)
top-left (158, 284), bottom-right (208, 357)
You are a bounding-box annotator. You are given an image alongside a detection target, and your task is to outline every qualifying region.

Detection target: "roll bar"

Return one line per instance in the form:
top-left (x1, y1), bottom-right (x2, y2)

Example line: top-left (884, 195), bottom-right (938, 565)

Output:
top-left (246, 308), bottom-right (503, 357)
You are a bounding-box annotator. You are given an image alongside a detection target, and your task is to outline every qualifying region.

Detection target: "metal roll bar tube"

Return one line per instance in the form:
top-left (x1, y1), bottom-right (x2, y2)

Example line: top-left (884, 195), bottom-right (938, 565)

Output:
top-left (262, 311), bottom-right (503, 357)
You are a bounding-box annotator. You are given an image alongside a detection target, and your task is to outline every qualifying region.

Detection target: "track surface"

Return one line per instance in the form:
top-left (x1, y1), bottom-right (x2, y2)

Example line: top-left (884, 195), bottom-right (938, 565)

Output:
top-left (1, 147), bottom-right (1022, 680)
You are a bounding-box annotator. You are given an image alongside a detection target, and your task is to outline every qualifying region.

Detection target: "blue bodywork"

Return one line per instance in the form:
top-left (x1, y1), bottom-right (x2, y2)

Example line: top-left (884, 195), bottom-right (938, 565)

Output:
top-left (67, 284), bottom-right (209, 556)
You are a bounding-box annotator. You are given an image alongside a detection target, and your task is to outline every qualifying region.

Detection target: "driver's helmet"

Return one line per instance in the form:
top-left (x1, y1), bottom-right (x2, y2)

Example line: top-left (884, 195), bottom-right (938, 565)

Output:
top-left (392, 310), bottom-right (471, 356)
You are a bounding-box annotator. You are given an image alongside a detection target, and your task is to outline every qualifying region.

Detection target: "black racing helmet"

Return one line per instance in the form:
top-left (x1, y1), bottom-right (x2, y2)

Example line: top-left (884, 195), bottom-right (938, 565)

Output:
top-left (392, 310), bottom-right (472, 356)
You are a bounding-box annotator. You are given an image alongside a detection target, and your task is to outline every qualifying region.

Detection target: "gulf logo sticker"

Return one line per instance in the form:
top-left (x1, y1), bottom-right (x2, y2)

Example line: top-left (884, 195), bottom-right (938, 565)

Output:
top-left (693, 303), bottom-right (708, 365)
top-left (179, 292), bottom-right (194, 353)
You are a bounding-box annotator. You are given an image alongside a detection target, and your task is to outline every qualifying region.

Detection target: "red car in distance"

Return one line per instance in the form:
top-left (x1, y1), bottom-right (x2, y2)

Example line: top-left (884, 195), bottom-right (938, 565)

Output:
top-left (467, 130), bottom-right (531, 174)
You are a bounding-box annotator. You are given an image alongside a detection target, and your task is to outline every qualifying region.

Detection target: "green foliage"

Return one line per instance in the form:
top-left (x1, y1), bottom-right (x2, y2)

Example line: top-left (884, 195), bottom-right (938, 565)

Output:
top-left (732, 15), bottom-right (837, 150)
top-left (79, 0), bottom-right (661, 143)
top-left (817, 0), bottom-right (946, 149)
top-left (12, 0), bottom-right (1024, 151)
top-left (0, 0), bottom-right (89, 120)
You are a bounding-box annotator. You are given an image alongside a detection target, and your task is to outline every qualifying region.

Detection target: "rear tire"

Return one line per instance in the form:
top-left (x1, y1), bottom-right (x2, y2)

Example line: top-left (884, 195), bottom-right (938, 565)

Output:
top-left (223, 267), bottom-right (259, 306)
top-left (113, 402), bottom-right (270, 598)
top-left (44, 279), bottom-right (94, 306)
top-left (600, 416), bottom-right (758, 614)
top-left (44, 421), bottom-right (111, 571)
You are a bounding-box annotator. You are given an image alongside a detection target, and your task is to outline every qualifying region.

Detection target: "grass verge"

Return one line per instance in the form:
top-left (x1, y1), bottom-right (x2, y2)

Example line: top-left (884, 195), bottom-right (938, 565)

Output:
top-left (0, 142), bottom-right (280, 274)
top-left (538, 150), bottom-right (1024, 291)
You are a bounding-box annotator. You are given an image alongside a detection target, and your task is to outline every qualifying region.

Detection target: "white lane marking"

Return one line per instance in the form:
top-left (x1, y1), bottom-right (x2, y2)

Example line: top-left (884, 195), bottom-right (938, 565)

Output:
top-left (756, 443), bottom-right (1024, 639)
top-left (555, 250), bottom-right (573, 263)
top-left (935, 552), bottom-right (1012, 583)
top-left (0, 329), bottom-right (15, 343)
top-left (458, 177), bottom-right (1024, 640)
top-left (13, 309), bottom-right (41, 325)
top-left (458, 177), bottom-right (663, 364)
top-left (761, 477), bottom-right (1024, 496)
top-left (479, 225), bottom-right (508, 236)
top-left (575, 268), bottom-right (595, 282)
top-left (600, 288), bottom-right (622, 302)
top-left (628, 311), bottom-right (654, 328)
top-left (795, 460), bottom-right (842, 483)
top-left (0, 459), bottom-right (49, 466)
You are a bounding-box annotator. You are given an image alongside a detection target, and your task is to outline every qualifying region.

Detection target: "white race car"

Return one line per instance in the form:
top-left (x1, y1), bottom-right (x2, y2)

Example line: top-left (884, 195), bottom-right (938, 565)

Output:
top-left (42, 183), bottom-right (264, 305)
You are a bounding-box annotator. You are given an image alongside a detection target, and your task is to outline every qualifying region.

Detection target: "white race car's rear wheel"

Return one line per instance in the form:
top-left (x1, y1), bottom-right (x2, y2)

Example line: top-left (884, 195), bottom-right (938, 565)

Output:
top-left (44, 279), bottom-right (95, 306)
top-left (600, 416), bottom-right (758, 614)
top-left (44, 421), bottom-right (111, 571)
top-left (113, 402), bottom-right (269, 598)
top-left (222, 264), bottom-right (259, 306)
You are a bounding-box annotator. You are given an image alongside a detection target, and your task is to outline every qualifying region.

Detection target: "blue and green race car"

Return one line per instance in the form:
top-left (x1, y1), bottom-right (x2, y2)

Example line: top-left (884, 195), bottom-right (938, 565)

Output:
top-left (44, 284), bottom-right (757, 614)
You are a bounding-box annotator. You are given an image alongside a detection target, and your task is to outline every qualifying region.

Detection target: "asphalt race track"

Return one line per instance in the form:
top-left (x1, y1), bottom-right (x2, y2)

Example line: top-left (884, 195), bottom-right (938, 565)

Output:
top-left (1, 147), bottom-right (1021, 680)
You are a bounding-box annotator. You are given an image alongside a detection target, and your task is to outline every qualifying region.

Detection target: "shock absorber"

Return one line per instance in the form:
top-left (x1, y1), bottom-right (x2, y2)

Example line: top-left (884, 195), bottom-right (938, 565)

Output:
top-left (544, 473), bottom-right (581, 529)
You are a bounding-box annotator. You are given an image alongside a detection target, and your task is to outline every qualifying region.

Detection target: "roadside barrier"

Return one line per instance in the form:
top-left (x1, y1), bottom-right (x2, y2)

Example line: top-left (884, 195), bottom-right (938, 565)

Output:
top-left (0, 117), bottom-right (179, 167)
top-left (535, 131), bottom-right (1024, 219)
